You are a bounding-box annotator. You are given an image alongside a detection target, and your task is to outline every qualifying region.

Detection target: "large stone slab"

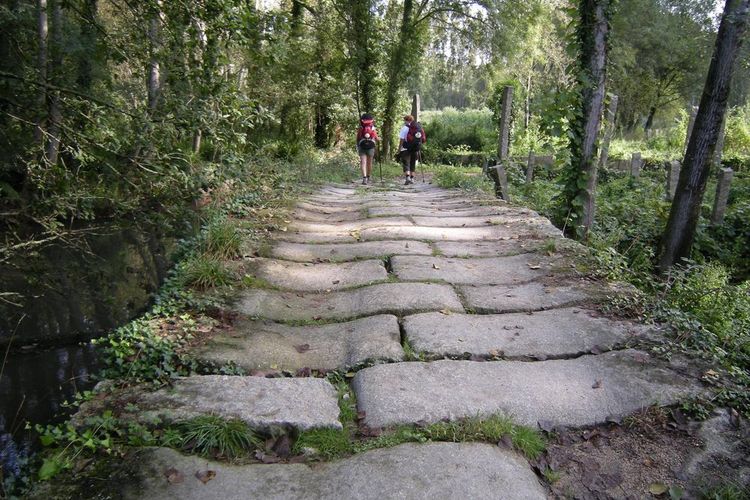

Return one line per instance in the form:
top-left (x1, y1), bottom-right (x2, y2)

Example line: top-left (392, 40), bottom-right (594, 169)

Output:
top-left (247, 258), bottom-right (386, 291)
top-left (403, 308), bottom-right (655, 359)
top-left (197, 315), bottom-right (403, 371)
top-left (292, 207), bottom-right (366, 222)
top-left (271, 240), bottom-right (432, 262)
top-left (411, 214), bottom-right (542, 227)
top-left (369, 206), bottom-right (503, 218)
top-left (460, 282), bottom-right (598, 313)
top-left (391, 254), bottom-right (563, 285)
top-left (117, 443), bottom-right (546, 500)
top-left (236, 283), bottom-right (465, 321)
top-left (352, 351), bottom-right (703, 429)
top-left (288, 217), bottom-right (413, 233)
top-left (81, 376), bottom-right (341, 431)
top-left (433, 240), bottom-right (541, 257)
top-left (360, 224), bottom-right (558, 242)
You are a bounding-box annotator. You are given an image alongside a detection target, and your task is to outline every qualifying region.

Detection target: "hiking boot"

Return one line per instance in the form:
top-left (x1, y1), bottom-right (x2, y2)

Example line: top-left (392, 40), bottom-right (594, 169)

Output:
top-left (362, 177), bottom-right (367, 185)
top-left (404, 178), bottom-right (412, 185)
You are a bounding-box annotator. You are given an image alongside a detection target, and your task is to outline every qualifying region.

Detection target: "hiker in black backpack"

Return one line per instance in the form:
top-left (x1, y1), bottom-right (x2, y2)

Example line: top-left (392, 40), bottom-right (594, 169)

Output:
top-left (356, 113), bottom-right (379, 185)
top-left (397, 115), bottom-right (426, 185)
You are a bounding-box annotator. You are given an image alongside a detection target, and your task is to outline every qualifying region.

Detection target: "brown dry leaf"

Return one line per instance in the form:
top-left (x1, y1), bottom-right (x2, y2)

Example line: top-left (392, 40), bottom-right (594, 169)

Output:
top-left (432, 263), bottom-right (440, 270)
top-left (332, 279), bottom-right (340, 284)
top-left (294, 344), bottom-right (310, 353)
top-left (528, 264), bottom-right (541, 270)
top-left (439, 309), bottom-right (452, 315)
top-left (312, 316), bottom-right (322, 320)
top-left (164, 468), bottom-right (184, 484)
top-left (195, 470), bottom-right (216, 484)
top-left (592, 379), bottom-right (602, 389)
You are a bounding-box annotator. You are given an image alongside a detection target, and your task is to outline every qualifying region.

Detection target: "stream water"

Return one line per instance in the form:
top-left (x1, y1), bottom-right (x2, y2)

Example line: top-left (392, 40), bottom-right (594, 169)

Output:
top-left (0, 216), bottom-right (195, 479)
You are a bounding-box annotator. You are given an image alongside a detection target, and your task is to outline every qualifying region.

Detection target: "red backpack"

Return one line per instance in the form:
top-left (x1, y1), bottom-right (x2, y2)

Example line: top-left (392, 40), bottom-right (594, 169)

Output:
top-left (358, 118), bottom-right (377, 150)
top-left (406, 121), bottom-right (426, 150)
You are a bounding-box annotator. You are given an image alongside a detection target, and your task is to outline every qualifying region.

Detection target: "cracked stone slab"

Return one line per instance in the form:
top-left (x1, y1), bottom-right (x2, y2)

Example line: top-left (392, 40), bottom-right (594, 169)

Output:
top-left (295, 201), bottom-right (364, 214)
top-left (352, 350), bottom-right (704, 429)
top-left (411, 214), bottom-right (546, 227)
top-left (80, 376), bottom-right (341, 432)
top-left (391, 254), bottom-right (568, 285)
top-left (433, 240), bottom-right (543, 257)
top-left (246, 258), bottom-right (386, 291)
top-left (235, 282), bottom-right (465, 321)
top-left (361, 224), bottom-right (559, 242)
top-left (292, 208), bottom-right (366, 222)
top-left (197, 315), bottom-right (403, 371)
top-left (271, 240), bottom-right (432, 262)
top-left (460, 281), bottom-right (600, 313)
top-left (368, 205), bottom-right (511, 218)
top-left (117, 443), bottom-right (546, 500)
top-left (288, 217), bottom-right (413, 233)
top-left (403, 308), bottom-right (657, 359)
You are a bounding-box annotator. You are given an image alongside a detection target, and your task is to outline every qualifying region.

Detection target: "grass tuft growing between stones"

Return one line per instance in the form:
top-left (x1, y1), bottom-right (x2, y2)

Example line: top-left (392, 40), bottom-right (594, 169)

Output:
top-left (176, 415), bottom-right (263, 458)
top-left (180, 256), bottom-right (233, 290)
top-left (203, 219), bottom-right (243, 259)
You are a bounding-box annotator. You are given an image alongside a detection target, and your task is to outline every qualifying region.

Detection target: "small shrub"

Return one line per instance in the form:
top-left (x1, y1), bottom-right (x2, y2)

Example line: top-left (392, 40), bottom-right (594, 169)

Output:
top-left (203, 220), bottom-right (243, 259)
top-left (177, 416), bottom-right (262, 458)
top-left (180, 256), bottom-right (232, 289)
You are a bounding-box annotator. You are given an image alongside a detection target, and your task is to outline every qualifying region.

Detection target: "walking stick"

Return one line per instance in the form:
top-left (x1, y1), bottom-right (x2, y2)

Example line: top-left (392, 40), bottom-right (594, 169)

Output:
top-left (418, 150), bottom-right (425, 183)
top-left (378, 148), bottom-right (383, 183)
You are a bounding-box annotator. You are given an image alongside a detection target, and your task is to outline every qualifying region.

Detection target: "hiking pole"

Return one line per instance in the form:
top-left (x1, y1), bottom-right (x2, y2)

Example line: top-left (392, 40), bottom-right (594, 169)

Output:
top-left (419, 151), bottom-right (425, 183)
top-left (378, 148), bottom-right (383, 183)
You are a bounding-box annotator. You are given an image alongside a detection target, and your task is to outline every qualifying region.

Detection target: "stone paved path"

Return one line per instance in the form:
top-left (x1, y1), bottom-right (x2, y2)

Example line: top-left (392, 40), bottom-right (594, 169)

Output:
top-left (121, 180), bottom-right (706, 498)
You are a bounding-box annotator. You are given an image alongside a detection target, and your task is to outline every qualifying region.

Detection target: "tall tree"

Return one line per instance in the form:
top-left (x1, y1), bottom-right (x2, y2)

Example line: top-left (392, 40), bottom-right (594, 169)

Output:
top-left (658, 0), bottom-right (750, 271)
top-left (559, 0), bottom-right (612, 240)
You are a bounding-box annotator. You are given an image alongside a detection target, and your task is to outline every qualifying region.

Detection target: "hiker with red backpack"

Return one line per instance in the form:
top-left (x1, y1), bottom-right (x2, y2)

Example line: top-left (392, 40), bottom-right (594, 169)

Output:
top-left (398, 114), bottom-right (426, 185)
top-left (356, 113), bottom-right (379, 185)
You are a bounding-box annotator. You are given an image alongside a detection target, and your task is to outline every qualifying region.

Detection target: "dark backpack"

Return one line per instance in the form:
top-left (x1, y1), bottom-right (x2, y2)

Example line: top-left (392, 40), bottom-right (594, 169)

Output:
top-left (406, 121), bottom-right (425, 151)
top-left (358, 119), bottom-right (376, 150)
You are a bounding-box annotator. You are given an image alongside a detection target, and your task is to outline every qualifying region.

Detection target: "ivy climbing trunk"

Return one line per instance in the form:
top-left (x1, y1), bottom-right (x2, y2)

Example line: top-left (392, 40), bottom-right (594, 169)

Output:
top-left (658, 0), bottom-right (750, 272)
top-left (562, 0), bottom-right (611, 240)
top-left (381, 0), bottom-right (414, 160)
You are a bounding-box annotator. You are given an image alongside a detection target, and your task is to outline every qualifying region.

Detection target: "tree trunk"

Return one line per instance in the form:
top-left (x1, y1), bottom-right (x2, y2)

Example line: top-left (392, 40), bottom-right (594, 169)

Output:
top-left (45, 0), bottom-right (63, 166)
top-left (351, 0), bottom-right (376, 113)
top-left (524, 69), bottom-right (532, 130)
top-left (643, 105), bottom-right (656, 132)
top-left (658, 0), bottom-right (749, 272)
top-left (562, 0), bottom-right (611, 240)
top-left (35, 0), bottom-right (48, 145)
top-left (381, 0), bottom-right (414, 160)
top-left (77, 0), bottom-right (98, 90)
top-left (147, 3), bottom-right (162, 112)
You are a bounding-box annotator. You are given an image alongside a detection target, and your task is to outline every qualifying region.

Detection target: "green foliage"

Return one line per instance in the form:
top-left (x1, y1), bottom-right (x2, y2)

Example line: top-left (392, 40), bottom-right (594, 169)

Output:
top-left (293, 412), bottom-right (545, 461)
top-left (202, 220), bottom-right (243, 260)
top-left (432, 165), bottom-right (493, 194)
top-left (178, 256), bottom-right (232, 290)
top-left (177, 416), bottom-right (262, 459)
top-left (93, 317), bottom-right (195, 382)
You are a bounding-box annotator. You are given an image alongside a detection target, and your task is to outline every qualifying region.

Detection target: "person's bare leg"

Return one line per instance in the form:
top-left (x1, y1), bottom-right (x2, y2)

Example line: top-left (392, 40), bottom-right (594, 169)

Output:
top-left (366, 155), bottom-right (373, 179)
top-left (360, 154), bottom-right (368, 183)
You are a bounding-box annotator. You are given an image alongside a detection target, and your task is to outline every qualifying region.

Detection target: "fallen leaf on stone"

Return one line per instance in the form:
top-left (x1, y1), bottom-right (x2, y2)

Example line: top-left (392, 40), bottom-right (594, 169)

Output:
top-left (648, 483), bottom-right (668, 496)
top-left (312, 316), bottom-right (322, 320)
top-left (294, 344), bottom-right (310, 353)
top-left (527, 264), bottom-right (541, 270)
top-left (195, 470), bottom-right (216, 484)
top-left (432, 263), bottom-right (440, 269)
top-left (296, 367), bottom-right (312, 377)
top-left (332, 280), bottom-right (340, 284)
top-left (164, 468), bottom-right (184, 484)
top-left (439, 309), bottom-right (452, 315)
top-left (405, 243), bottom-right (409, 248)
top-left (592, 379), bottom-right (602, 389)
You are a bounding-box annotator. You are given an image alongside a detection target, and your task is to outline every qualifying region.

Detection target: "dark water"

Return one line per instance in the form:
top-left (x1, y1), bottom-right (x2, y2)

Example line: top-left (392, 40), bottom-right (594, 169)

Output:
top-left (0, 216), bottom-right (195, 479)
top-left (0, 344), bottom-right (101, 477)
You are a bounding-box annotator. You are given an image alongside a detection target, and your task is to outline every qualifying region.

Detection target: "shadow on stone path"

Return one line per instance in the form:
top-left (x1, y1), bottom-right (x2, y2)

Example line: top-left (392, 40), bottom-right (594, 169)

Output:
top-left (107, 179), bottom-right (710, 499)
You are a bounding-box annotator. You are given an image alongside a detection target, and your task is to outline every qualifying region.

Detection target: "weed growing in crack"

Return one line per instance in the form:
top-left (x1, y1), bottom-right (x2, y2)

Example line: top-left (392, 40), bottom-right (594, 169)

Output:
top-left (177, 415), bottom-right (262, 458)
top-left (203, 219), bottom-right (243, 259)
top-left (180, 256), bottom-right (232, 290)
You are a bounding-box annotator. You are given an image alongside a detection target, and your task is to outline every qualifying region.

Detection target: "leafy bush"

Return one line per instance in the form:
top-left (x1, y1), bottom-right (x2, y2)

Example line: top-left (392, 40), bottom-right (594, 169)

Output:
top-left (202, 220), bottom-right (243, 259)
top-left (421, 108), bottom-right (496, 153)
top-left (432, 165), bottom-right (493, 194)
top-left (179, 256), bottom-right (232, 290)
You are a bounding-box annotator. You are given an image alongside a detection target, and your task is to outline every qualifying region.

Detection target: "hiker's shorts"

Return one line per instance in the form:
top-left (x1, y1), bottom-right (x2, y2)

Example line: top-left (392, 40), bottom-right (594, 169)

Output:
top-left (357, 146), bottom-right (376, 157)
